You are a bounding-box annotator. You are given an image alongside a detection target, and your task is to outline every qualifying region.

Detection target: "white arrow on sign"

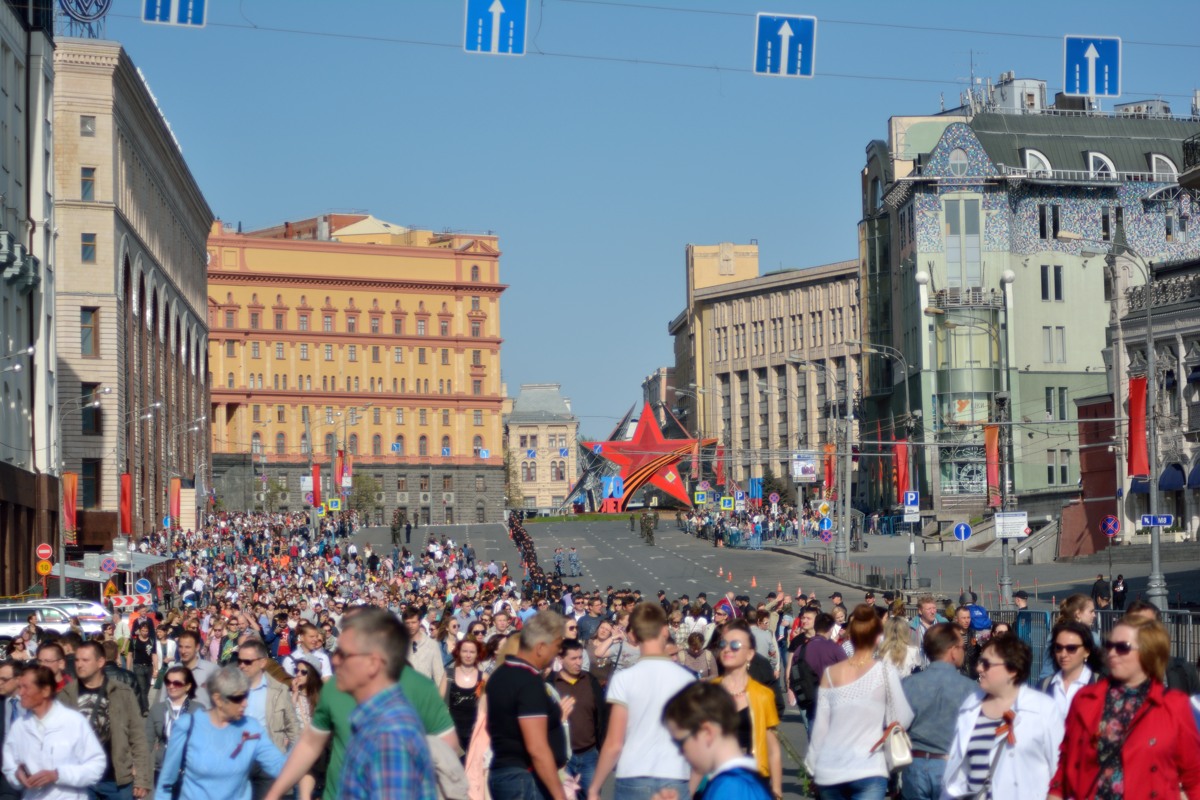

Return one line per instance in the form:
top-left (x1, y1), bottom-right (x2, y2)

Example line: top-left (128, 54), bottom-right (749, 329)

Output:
top-left (776, 20), bottom-right (793, 75)
top-left (489, 0), bottom-right (505, 54)
top-left (1084, 43), bottom-right (1098, 96)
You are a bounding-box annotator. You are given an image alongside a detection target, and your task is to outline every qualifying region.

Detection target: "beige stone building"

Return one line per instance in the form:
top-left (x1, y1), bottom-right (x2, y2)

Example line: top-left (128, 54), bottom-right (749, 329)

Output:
top-left (54, 38), bottom-right (212, 543)
top-left (504, 383), bottom-right (579, 513)
top-left (669, 243), bottom-right (861, 491)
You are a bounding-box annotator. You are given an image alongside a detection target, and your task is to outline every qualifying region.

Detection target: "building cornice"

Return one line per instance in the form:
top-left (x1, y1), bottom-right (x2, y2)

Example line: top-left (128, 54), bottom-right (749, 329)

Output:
top-left (208, 232), bottom-right (502, 261)
top-left (207, 269), bottom-right (508, 294)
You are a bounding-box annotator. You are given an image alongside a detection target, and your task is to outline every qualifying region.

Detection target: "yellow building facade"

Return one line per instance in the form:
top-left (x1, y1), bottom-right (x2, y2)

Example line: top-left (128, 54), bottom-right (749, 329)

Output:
top-left (208, 214), bottom-right (507, 525)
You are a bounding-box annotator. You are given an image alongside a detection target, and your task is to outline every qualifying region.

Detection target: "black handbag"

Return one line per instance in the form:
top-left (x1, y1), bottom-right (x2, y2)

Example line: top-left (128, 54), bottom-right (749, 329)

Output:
top-left (169, 712), bottom-right (196, 800)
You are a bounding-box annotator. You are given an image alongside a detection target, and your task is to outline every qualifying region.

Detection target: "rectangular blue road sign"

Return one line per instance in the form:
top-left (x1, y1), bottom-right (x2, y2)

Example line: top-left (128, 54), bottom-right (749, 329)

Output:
top-left (143, 0), bottom-right (206, 27)
top-left (903, 491), bottom-right (919, 507)
top-left (754, 14), bottom-right (816, 78)
top-left (465, 0), bottom-right (527, 56)
top-left (1064, 36), bottom-right (1120, 98)
top-left (1141, 514), bottom-right (1174, 527)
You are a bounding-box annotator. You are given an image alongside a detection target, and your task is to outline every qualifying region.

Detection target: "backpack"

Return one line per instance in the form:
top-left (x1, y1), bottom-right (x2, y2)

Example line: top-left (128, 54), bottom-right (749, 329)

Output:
top-left (788, 638), bottom-right (820, 713)
top-left (967, 604), bottom-right (992, 632)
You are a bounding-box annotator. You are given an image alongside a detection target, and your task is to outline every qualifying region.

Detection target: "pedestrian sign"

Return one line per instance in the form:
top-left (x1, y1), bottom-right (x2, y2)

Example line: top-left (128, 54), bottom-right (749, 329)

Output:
top-left (329, 499), bottom-right (342, 511)
top-left (694, 491), bottom-right (707, 505)
top-left (479, 449), bottom-right (490, 459)
top-left (753, 13), bottom-right (816, 78)
top-left (464, 0), bottom-right (527, 56)
top-left (316, 505), bottom-right (326, 518)
top-left (1141, 514), bottom-right (1173, 528)
top-left (442, 447), bottom-right (452, 457)
top-left (1063, 35), bottom-right (1121, 98)
top-left (559, 448), bottom-right (569, 458)
top-left (391, 442), bottom-right (401, 453)
top-left (720, 496), bottom-right (734, 511)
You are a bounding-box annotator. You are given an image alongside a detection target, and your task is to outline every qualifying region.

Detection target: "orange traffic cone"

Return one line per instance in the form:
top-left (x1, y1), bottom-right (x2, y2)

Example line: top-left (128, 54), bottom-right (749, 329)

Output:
top-left (728, 571), bottom-right (733, 583)
top-left (751, 575), bottom-right (758, 588)
top-left (718, 566), bottom-right (723, 577)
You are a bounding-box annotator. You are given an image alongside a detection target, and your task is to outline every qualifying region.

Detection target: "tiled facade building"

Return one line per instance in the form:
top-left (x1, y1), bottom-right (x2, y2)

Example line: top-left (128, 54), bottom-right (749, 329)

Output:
top-left (207, 215), bottom-right (507, 525)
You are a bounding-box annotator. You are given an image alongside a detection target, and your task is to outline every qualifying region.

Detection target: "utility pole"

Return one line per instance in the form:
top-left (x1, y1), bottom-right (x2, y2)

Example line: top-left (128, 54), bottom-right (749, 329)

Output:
top-left (303, 408), bottom-right (317, 535)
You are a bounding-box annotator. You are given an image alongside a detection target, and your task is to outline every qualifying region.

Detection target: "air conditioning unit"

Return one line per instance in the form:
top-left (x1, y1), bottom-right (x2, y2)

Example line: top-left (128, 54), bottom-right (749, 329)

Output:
top-left (396, 492), bottom-right (409, 504)
top-left (420, 492), bottom-right (431, 504)
top-left (254, 492), bottom-right (266, 502)
top-left (442, 492), bottom-right (455, 504)
top-left (374, 493), bottom-right (386, 503)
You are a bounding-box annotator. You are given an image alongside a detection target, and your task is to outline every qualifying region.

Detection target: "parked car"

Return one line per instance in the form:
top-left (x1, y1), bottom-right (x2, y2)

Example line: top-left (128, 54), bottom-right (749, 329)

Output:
top-left (0, 604), bottom-right (101, 643)
top-left (26, 599), bottom-right (110, 624)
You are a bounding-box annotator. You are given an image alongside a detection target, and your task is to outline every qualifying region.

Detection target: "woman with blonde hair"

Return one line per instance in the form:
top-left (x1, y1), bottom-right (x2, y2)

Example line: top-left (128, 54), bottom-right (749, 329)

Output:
top-left (878, 616), bottom-right (921, 677)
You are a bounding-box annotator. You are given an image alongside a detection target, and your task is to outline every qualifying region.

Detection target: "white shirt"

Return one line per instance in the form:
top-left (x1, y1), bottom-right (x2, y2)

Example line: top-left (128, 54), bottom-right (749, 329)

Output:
top-left (606, 656), bottom-right (695, 780)
top-left (1048, 665), bottom-right (1093, 723)
top-left (1, 701), bottom-right (106, 800)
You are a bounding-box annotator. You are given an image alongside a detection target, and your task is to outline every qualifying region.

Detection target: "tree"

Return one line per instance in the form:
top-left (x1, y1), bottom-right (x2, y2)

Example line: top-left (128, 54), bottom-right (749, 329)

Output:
top-left (348, 473), bottom-right (382, 516)
top-left (262, 477), bottom-right (286, 512)
top-left (503, 446), bottom-right (524, 509)
top-left (761, 465), bottom-right (791, 504)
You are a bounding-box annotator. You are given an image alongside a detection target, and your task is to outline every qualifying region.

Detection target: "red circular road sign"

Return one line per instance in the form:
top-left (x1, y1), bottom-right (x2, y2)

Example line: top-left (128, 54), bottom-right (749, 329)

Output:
top-left (36, 543), bottom-right (53, 560)
top-left (1101, 515), bottom-right (1120, 538)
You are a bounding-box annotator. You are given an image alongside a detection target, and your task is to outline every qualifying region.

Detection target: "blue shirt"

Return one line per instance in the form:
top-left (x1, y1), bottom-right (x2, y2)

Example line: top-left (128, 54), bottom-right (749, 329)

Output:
top-left (339, 683), bottom-right (438, 800)
top-left (155, 711), bottom-right (286, 800)
top-left (901, 661), bottom-right (978, 753)
top-left (246, 674), bottom-right (269, 729)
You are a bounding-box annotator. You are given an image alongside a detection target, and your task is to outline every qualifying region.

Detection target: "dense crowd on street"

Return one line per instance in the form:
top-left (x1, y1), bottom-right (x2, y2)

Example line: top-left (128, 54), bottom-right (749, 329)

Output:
top-left (3, 508), bottom-right (1200, 800)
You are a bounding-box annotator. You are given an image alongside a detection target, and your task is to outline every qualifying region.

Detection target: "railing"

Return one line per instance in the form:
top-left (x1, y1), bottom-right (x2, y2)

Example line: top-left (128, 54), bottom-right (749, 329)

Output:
top-left (929, 287), bottom-right (1005, 310)
top-left (1127, 273), bottom-right (1200, 312)
top-left (1184, 131), bottom-right (1200, 172)
top-left (1188, 401), bottom-right (1200, 433)
top-left (996, 164), bottom-right (1176, 183)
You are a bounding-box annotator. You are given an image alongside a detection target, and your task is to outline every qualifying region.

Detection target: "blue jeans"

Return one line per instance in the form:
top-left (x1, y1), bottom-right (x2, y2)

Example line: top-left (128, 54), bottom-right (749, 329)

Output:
top-left (817, 775), bottom-right (889, 800)
top-left (899, 758), bottom-right (947, 800)
top-left (614, 777), bottom-right (690, 800)
top-left (567, 748), bottom-right (599, 798)
top-left (90, 782), bottom-right (133, 800)
top-left (489, 767), bottom-right (552, 800)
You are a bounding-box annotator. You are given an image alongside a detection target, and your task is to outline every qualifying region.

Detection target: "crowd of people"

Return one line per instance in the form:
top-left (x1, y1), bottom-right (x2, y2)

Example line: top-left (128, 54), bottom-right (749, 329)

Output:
top-left (4, 509), bottom-right (1200, 800)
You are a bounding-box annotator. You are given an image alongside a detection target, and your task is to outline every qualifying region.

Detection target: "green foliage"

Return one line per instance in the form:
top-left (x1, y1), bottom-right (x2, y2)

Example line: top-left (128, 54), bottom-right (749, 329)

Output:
top-left (761, 465), bottom-right (791, 503)
top-left (348, 473), bottom-right (382, 513)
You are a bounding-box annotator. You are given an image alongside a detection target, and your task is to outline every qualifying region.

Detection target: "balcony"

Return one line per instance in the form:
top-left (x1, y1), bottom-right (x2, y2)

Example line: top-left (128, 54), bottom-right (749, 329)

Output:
top-left (1126, 273), bottom-right (1200, 313)
top-left (1182, 132), bottom-right (1200, 191)
top-left (929, 287), bottom-right (1006, 310)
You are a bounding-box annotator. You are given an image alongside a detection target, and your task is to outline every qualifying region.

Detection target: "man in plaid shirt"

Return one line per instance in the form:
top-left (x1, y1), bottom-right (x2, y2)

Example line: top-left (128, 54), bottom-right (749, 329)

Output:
top-left (334, 609), bottom-right (437, 800)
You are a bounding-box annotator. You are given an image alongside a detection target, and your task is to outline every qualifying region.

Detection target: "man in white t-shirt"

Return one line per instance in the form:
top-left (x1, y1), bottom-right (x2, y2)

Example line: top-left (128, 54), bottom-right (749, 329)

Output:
top-left (587, 603), bottom-right (695, 800)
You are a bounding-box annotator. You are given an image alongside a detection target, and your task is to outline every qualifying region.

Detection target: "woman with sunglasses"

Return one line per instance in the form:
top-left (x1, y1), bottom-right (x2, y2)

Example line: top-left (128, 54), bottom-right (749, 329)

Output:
top-left (1050, 617), bottom-right (1200, 800)
top-left (146, 665), bottom-right (206, 783)
top-left (713, 619), bottom-right (783, 800)
top-left (289, 661), bottom-right (325, 800)
top-left (943, 635), bottom-right (1060, 800)
top-left (436, 617), bottom-right (462, 668)
top-left (1036, 620), bottom-right (1100, 724)
top-left (156, 665), bottom-right (286, 800)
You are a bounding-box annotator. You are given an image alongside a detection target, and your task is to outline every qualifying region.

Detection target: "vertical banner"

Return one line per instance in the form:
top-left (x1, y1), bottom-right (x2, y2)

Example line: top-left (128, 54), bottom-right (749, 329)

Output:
top-left (311, 464), bottom-right (322, 507)
top-left (334, 449), bottom-right (344, 490)
top-left (344, 454), bottom-right (354, 486)
top-left (62, 471), bottom-right (79, 546)
top-left (690, 439), bottom-right (699, 481)
top-left (169, 477), bottom-right (182, 522)
top-left (895, 439), bottom-right (909, 504)
top-left (119, 473), bottom-right (133, 535)
top-left (1127, 376), bottom-right (1149, 476)
top-left (823, 442), bottom-right (836, 488)
top-left (984, 425), bottom-right (1001, 507)
top-left (714, 446), bottom-right (726, 487)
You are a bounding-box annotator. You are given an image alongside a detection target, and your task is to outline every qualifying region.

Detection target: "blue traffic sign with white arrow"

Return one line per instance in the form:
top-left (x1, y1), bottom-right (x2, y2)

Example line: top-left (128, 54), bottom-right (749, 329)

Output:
top-left (1141, 514), bottom-right (1174, 528)
top-left (753, 14), bottom-right (816, 78)
top-left (1063, 36), bottom-right (1120, 98)
top-left (953, 522), bottom-right (973, 542)
top-left (819, 516), bottom-right (833, 531)
top-left (465, 0), bottom-right (528, 56)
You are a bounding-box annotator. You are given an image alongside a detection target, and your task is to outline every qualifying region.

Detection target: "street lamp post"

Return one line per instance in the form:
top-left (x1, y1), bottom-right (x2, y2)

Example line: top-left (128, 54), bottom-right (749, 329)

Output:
top-left (1059, 229), bottom-right (1166, 610)
top-left (55, 387), bottom-right (112, 596)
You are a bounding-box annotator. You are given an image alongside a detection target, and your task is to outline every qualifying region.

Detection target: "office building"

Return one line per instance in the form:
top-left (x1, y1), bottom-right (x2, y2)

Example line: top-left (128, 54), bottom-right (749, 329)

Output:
top-left (503, 383), bottom-right (579, 514)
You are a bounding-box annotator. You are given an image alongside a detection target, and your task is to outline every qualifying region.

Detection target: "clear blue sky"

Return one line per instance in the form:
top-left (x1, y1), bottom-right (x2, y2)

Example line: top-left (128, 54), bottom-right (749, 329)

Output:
top-left (101, 0), bottom-right (1200, 436)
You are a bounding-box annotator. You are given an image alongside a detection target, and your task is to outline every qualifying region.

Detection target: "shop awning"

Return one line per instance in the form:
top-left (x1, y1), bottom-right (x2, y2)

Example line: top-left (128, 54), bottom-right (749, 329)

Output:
top-left (1159, 463), bottom-right (1186, 492)
top-left (1190, 463), bottom-right (1200, 490)
top-left (1129, 477), bottom-right (1150, 495)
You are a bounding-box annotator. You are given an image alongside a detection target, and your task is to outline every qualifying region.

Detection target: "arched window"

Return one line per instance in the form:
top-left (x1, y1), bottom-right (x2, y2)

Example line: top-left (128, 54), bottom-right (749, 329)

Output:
top-left (251, 432), bottom-right (262, 455)
top-left (948, 148), bottom-right (969, 177)
top-left (322, 376), bottom-right (328, 391)
top-left (470, 265), bottom-right (480, 281)
top-left (473, 435), bottom-right (484, 457)
top-left (372, 434), bottom-right (382, 455)
top-left (300, 434), bottom-right (310, 455)
top-left (227, 372), bottom-right (234, 389)
top-left (325, 433), bottom-right (335, 454)
top-left (438, 380), bottom-right (444, 394)
top-left (1088, 152), bottom-right (1116, 178)
top-left (370, 377), bottom-right (375, 392)
top-left (353, 377), bottom-right (360, 391)
top-left (274, 375), bottom-right (280, 390)
top-left (441, 435), bottom-right (451, 455)
top-left (1151, 154), bottom-right (1178, 180)
top-left (394, 435), bottom-right (405, 456)
top-left (275, 433), bottom-right (286, 455)
top-left (1024, 148), bottom-right (1052, 175)
top-left (418, 435), bottom-right (428, 457)
top-left (348, 434), bottom-right (359, 455)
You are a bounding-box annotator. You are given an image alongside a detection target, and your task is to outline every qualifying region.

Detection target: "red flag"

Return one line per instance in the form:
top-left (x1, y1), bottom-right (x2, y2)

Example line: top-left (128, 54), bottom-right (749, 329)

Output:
top-left (715, 446), bottom-right (726, 487)
top-left (1128, 376), bottom-right (1149, 476)
top-left (824, 442), bottom-right (836, 488)
top-left (690, 439), bottom-right (699, 480)
top-left (895, 439), bottom-right (909, 504)
top-left (62, 472), bottom-right (78, 545)
top-left (119, 473), bottom-right (133, 535)
top-left (713, 596), bottom-right (739, 618)
top-left (311, 464), bottom-right (322, 507)
top-left (169, 477), bottom-right (181, 523)
top-left (984, 425), bottom-right (1000, 507)
top-left (334, 449), bottom-right (345, 491)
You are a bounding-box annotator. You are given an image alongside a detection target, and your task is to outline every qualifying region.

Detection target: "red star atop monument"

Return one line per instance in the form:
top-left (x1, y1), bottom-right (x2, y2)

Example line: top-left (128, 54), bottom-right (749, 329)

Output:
top-left (585, 403), bottom-right (702, 508)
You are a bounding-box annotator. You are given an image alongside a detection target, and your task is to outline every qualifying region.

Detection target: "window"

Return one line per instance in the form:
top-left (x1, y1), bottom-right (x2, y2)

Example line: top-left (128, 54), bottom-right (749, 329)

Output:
top-left (476, 474), bottom-right (486, 490)
top-left (419, 435), bottom-right (428, 457)
top-left (394, 347), bottom-right (403, 363)
top-left (372, 346), bottom-right (380, 363)
top-left (275, 343), bottom-right (284, 359)
top-left (1060, 450), bottom-right (1071, 485)
top-left (274, 432), bottom-right (286, 455)
top-left (301, 434), bottom-right (310, 455)
top-left (274, 313), bottom-right (284, 330)
top-left (948, 148), bottom-right (969, 176)
top-left (471, 265), bottom-right (480, 281)
top-left (225, 341), bottom-right (235, 357)
top-left (441, 348), bottom-right (449, 365)
top-left (80, 307), bottom-right (99, 356)
top-left (225, 310), bottom-right (235, 328)
top-left (1150, 154), bottom-right (1178, 180)
top-left (372, 435), bottom-right (382, 456)
top-left (417, 319), bottom-right (426, 336)
top-left (471, 321), bottom-right (482, 338)
top-left (349, 408), bottom-right (359, 425)
top-left (227, 372), bottom-right (235, 388)
top-left (323, 315), bottom-right (333, 332)
top-left (373, 407), bottom-right (381, 424)
top-left (1088, 152), bottom-right (1116, 178)
top-left (1101, 206), bottom-right (1122, 241)
top-left (1047, 452), bottom-right (1057, 485)
top-left (1024, 149), bottom-right (1052, 175)
top-left (348, 345), bottom-right (357, 362)
top-left (80, 115), bottom-right (96, 137)
top-left (944, 199), bottom-right (981, 289)
top-left (442, 409), bottom-right (450, 426)
top-left (418, 348), bottom-right (426, 365)
top-left (397, 475), bottom-right (408, 491)
top-left (251, 342), bottom-right (260, 359)
top-left (249, 312), bottom-right (260, 330)
top-left (420, 475), bottom-right (430, 492)
top-left (394, 436), bottom-right (405, 456)
top-left (1056, 327), bottom-right (1066, 363)
top-left (519, 435), bottom-right (527, 448)
top-left (81, 233), bottom-right (96, 263)
top-left (1166, 212), bottom-right (1188, 244)
top-left (325, 433), bottom-right (335, 454)
top-left (1045, 387), bottom-right (1055, 420)
top-left (347, 316), bottom-right (357, 333)
top-left (1040, 265), bottom-right (1064, 301)
top-left (80, 383), bottom-right (101, 434)
top-left (1059, 387), bottom-right (1068, 421)
top-left (529, 435), bottom-right (538, 449)
top-left (251, 432), bottom-right (262, 455)
top-left (81, 167), bottom-right (95, 201)
top-left (252, 405), bottom-right (261, 422)
top-left (348, 434), bottom-right (359, 455)
top-left (1038, 204), bottom-right (1061, 240)
top-left (473, 410), bottom-right (483, 426)
top-left (370, 317), bottom-right (380, 334)
top-left (298, 314), bottom-right (309, 331)
top-left (81, 459), bottom-right (101, 508)
top-left (1043, 327), bottom-right (1053, 363)
top-left (441, 436), bottom-right (451, 454)
top-left (299, 343), bottom-right (309, 360)
top-left (473, 380), bottom-right (482, 396)
top-left (473, 436), bottom-right (484, 456)
top-left (443, 474), bottom-right (453, 491)
top-left (324, 345), bottom-right (333, 361)
top-left (419, 409), bottom-right (427, 426)
top-left (393, 318), bottom-right (404, 335)
top-left (395, 408), bottom-right (405, 424)
top-left (471, 296), bottom-right (481, 311)
top-left (472, 350), bottom-right (482, 366)
top-left (274, 405), bottom-right (285, 423)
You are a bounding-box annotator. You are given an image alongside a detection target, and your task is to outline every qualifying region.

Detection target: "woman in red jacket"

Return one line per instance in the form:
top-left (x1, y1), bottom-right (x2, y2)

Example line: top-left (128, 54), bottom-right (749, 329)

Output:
top-left (1050, 617), bottom-right (1200, 800)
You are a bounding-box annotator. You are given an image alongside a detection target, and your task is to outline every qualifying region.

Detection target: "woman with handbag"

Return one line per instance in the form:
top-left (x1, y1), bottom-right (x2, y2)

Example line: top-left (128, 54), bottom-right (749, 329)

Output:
top-left (145, 665), bottom-right (207, 785)
top-left (942, 634), bottom-right (1061, 800)
top-left (805, 604), bottom-right (913, 800)
top-left (712, 619), bottom-right (783, 800)
top-left (1049, 618), bottom-right (1200, 800)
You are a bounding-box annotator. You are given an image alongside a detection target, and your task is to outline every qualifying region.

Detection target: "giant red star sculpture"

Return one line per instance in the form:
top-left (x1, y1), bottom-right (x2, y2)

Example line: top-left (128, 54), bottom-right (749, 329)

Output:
top-left (584, 403), bottom-right (716, 511)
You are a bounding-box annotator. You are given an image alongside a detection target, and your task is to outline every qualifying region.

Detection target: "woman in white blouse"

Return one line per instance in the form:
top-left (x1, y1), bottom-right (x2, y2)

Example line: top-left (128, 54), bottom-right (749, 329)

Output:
top-left (805, 604), bottom-right (913, 800)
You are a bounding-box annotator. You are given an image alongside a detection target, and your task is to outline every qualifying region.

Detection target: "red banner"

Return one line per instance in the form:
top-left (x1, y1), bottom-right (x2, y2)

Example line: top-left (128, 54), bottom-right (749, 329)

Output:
top-left (1128, 376), bottom-right (1149, 476)
top-left (824, 442), bottom-right (836, 488)
top-left (984, 425), bottom-right (1001, 507)
top-left (714, 446), bottom-right (725, 488)
top-left (62, 472), bottom-right (78, 546)
top-left (334, 450), bottom-right (344, 491)
top-left (169, 477), bottom-right (181, 523)
top-left (311, 464), bottom-right (322, 507)
top-left (895, 439), bottom-right (909, 504)
top-left (119, 473), bottom-right (133, 535)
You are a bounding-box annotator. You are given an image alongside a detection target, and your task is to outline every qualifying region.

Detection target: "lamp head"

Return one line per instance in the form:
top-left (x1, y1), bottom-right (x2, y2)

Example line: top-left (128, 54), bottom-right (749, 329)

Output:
top-left (1001, 270), bottom-right (1015, 285)
top-left (914, 271), bottom-right (930, 286)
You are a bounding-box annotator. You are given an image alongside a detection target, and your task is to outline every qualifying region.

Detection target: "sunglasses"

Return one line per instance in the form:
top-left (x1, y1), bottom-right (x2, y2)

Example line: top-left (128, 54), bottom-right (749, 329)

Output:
top-left (223, 693), bottom-right (249, 704)
top-left (237, 657), bottom-right (261, 666)
top-left (718, 640), bottom-right (746, 652)
top-left (1053, 643), bottom-right (1083, 654)
top-left (164, 679), bottom-right (190, 689)
top-left (295, 669), bottom-right (311, 677)
top-left (1103, 639), bottom-right (1138, 655)
top-left (672, 730), bottom-right (695, 753)
top-left (977, 658), bottom-right (1007, 672)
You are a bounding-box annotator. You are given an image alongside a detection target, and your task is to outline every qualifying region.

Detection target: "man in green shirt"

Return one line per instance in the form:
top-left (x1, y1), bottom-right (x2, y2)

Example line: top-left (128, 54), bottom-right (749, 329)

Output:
top-left (263, 666), bottom-right (458, 800)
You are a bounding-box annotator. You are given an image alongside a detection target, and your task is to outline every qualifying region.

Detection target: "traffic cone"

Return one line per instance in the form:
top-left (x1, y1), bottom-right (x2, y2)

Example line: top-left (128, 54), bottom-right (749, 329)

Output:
top-left (728, 571), bottom-right (733, 583)
top-left (718, 566), bottom-right (723, 577)
top-left (751, 576), bottom-right (758, 588)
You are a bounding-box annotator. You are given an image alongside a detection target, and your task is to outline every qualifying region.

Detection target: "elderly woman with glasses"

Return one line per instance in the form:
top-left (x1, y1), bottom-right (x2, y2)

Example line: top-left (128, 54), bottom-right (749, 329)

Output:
top-left (146, 665), bottom-right (206, 782)
top-left (1050, 618), bottom-right (1200, 800)
top-left (943, 635), bottom-right (1061, 800)
top-left (713, 618), bottom-right (783, 800)
top-left (155, 665), bottom-right (286, 800)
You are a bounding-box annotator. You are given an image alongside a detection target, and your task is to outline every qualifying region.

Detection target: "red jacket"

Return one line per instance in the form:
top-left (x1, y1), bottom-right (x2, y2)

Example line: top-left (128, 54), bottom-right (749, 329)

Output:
top-left (1052, 678), bottom-right (1200, 800)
